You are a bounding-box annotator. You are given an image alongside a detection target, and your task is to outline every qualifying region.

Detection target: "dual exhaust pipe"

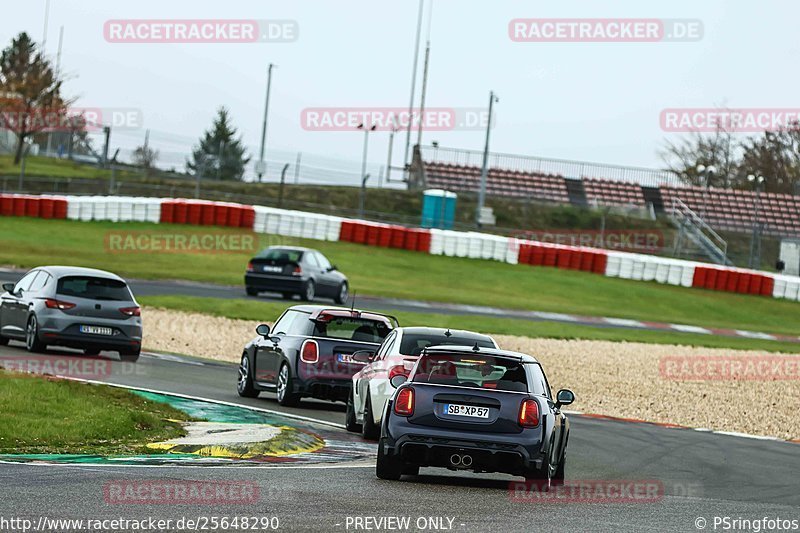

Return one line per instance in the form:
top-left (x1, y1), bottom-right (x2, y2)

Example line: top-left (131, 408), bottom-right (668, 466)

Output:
top-left (449, 453), bottom-right (473, 468)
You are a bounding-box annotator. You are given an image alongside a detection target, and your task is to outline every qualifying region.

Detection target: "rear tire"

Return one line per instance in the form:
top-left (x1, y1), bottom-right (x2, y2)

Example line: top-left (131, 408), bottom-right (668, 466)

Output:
top-left (276, 363), bottom-right (301, 407)
top-left (376, 440), bottom-right (403, 481)
top-left (361, 393), bottom-right (381, 440)
top-left (345, 390), bottom-right (363, 433)
top-left (402, 464), bottom-right (420, 476)
top-left (246, 286), bottom-right (259, 297)
top-left (301, 280), bottom-right (315, 302)
top-left (237, 354), bottom-right (260, 398)
top-left (84, 348), bottom-right (101, 356)
top-left (281, 293), bottom-right (294, 300)
top-left (0, 333), bottom-right (8, 346)
top-left (334, 282), bottom-right (349, 305)
top-left (25, 315), bottom-right (46, 353)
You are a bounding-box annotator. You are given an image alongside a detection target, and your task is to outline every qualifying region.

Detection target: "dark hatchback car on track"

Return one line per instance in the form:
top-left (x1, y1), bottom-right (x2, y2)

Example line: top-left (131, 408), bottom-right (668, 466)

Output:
top-left (245, 246), bottom-right (349, 304)
top-left (377, 345), bottom-right (574, 486)
top-left (237, 305), bottom-right (398, 406)
top-left (0, 266), bottom-right (142, 361)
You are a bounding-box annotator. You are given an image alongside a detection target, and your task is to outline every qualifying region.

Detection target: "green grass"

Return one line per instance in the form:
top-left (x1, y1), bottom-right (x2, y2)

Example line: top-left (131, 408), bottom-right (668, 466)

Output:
top-left (0, 372), bottom-right (192, 454)
top-left (1, 217), bottom-right (797, 339)
top-left (0, 155), bottom-right (141, 180)
top-left (139, 295), bottom-right (800, 354)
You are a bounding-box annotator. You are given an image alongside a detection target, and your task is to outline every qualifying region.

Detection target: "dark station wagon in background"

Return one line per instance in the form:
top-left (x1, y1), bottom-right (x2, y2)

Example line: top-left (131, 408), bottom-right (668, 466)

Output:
top-left (377, 345), bottom-right (574, 486)
top-left (245, 246), bottom-right (349, 304)
top-left (237, 305), bottom-right (398, 406)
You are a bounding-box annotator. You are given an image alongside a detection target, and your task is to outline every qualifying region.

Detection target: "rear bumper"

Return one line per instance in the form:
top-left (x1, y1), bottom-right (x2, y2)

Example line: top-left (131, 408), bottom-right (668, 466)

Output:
top-left (245, 273), bottom-right (304, 293)
top-left (384, 417), bottom-right (545, 473)
top-left (293, 378), bottom-right (351, 403)
top-left (38, 320), bottom-right (142, 353)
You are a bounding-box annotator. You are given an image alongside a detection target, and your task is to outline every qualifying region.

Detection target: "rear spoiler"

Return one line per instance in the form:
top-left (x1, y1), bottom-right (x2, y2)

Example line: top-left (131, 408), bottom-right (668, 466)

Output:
top-left (309, 308), bottom-right (400, 328)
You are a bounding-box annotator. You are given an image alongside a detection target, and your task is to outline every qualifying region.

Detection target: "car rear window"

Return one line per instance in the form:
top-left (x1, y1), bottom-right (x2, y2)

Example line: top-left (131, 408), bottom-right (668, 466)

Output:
top-left (313, 317), bottom-right (392, 344)
top-left (57, 276), bottom-right (132, 301)
top-left (400, 333), bottom-right (494, 356)
top-left (411, 353), bottom-right (528, 392)
top-left (256, 248), bottom-right (303, 263)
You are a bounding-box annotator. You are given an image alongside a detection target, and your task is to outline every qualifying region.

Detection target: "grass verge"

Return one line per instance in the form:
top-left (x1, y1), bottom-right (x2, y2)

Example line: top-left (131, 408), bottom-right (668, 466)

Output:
top-left (0, 371), bottom-right (192, 454)
top-left (1, 218), bottom-right (797, 338)
top-left (139, 295), bottom-right (800, 353)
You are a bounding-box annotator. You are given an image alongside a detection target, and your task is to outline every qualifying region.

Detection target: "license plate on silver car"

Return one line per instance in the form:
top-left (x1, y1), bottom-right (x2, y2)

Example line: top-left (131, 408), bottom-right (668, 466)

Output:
top-left (80, 325), bottom-right (113, 336)
top-left (444, 404), bottom-right (490, 418)
top-left (262, 265), bottom-right (282, 273)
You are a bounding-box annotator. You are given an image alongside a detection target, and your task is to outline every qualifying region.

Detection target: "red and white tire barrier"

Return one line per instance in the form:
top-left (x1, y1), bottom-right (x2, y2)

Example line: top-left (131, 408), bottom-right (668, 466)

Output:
top-left (2, 193), bottom-right (798, 303)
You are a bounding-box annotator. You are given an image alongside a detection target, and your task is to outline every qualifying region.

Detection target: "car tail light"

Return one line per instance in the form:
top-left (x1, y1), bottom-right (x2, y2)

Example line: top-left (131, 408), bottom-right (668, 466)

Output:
top-left (292, 265), bottom-right (303, 276)
top-left (388, 365), bottom-right (408, 383)
top-left (119, 306), bottom-right (141, 317)
top-left (44, 298), bottom-right (76, 310)
top-left (300, 340), bottom-right (319, 364)
top-left (393, 387), bottom-right (414, 416)
top-left (518, 399), bottom-right (540, 428)
top-left (246, 262), bottom-right (254, 272)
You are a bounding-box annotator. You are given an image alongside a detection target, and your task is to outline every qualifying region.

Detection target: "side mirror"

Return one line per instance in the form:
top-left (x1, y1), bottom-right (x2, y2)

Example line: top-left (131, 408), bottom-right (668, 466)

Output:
top-left (330, 265), bottom-right (338, 271)
top-left (256, 324), bottom-right (270, 338)
top-left (2, 283), bottom-right (15, 293)
top-left (351, 350), bottom-right (375, 364)
top-left (555, 389), bottom-right (575, 408)
top-left (390, 375), bottom-right (408, 388)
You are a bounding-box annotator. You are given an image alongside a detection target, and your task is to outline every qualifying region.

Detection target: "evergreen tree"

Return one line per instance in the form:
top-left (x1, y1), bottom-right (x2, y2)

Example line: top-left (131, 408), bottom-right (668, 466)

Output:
top-left (187, 107), bottom-right (250, 181)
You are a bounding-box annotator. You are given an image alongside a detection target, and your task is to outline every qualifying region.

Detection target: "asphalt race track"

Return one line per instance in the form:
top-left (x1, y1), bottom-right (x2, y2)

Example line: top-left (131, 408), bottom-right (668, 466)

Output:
top-left (0, 269), bottom-right (783, 341)
top-left (1, 342), bottom-right (798, 532)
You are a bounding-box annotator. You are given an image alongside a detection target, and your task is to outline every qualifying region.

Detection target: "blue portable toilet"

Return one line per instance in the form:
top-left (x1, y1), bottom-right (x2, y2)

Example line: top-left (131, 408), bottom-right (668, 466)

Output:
top-left (421, 189), bottom-right (457, 229)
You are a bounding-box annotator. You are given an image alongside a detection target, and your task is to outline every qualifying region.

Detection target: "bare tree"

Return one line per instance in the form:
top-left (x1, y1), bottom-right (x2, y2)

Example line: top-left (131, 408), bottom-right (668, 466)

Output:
top-left (660, 123), bottom-right (738, 188)
top-left (132, 144), bottom-right (159, 175)
top-left (0, 32), bottom-right (71, 164)
top-left (737, 122), bottom-right (800, 194)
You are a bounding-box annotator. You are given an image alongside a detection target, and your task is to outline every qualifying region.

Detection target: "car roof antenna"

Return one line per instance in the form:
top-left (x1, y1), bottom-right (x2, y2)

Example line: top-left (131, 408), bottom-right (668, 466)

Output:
top-left (444, 328), bottom-right (452, 337)
top-left (472, 342), bottom-right (480, 352)
top-left (350, 291), bottom-right (356, 312)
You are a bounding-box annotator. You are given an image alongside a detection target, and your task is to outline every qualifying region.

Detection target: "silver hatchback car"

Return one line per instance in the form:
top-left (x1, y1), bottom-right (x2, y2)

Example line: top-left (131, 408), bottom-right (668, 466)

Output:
top-left (0, 266), bottom-right (142, 361)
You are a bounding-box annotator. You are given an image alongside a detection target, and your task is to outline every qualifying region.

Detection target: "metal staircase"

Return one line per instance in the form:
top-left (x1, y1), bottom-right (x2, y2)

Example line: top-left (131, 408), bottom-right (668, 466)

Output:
top-left (670, 198), bottom-right (734, 266)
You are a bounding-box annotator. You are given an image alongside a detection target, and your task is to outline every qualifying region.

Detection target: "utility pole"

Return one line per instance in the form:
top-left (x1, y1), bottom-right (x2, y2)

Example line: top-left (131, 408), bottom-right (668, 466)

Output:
top-left (748, 174), bottom-right (766, 269)
top-left (101, 126), bottom-right (111, 168)
top-left (476, 91), bottom-right (498, 228)
top-left (416, 4), bottom-right (434, 149)
top-left (358, 123), bottom-right (376, 215)
top-left (384, 118), bottom-right (399, 186)
top-left (257, 63), bottom-right (275, 181)
top-left (403, 0), bottom-right (425, 181)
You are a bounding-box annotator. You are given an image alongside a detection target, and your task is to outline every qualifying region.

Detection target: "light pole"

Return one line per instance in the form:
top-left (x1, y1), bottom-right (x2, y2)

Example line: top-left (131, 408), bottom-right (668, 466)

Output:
top-left (747, 173), bottom-right (766, 269)
top-left (358, 122), bottom-right (376, 196)
top-left (403, 0), bottom-right (426, 181)
top-left (257, 63), bottom-right (275, 181)
top-left (476, 91), bottom-right (498, 229)
top-left (696, 164), bottom-right (716, 219)
top-left (384, 117), bottom-right (400, 186)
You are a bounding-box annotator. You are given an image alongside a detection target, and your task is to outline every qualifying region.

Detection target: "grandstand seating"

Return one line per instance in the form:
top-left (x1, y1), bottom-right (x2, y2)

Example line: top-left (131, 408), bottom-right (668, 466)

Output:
top-left (424, 162), bottom-right (569, 203)
top-left (583, 177), bottom-right (646, 207)
top-left (660, 186), bottom-right (800, 237)
top-left (423, 159), bottom-right (800, 237)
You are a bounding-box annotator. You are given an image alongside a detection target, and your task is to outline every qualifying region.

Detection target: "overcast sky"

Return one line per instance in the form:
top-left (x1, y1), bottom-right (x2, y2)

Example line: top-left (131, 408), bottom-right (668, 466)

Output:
top-left (4, 1), bottom-right (798, 184)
